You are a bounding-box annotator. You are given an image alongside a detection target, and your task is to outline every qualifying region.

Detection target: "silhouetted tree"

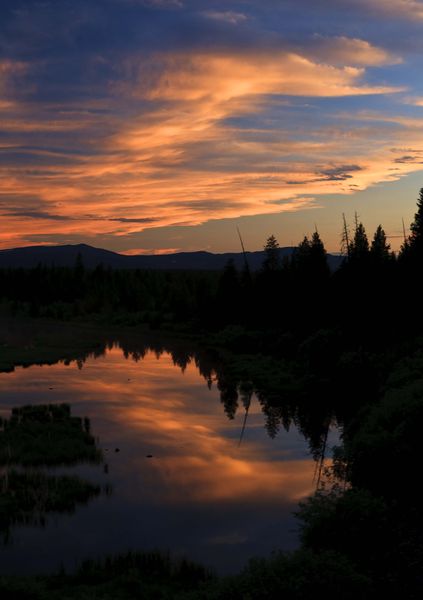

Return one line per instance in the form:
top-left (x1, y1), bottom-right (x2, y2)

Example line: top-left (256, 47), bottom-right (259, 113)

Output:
top-left (398, 236), bottom-right (411, 263)
top-left (262, 235), bottom-right (280, 271)
top-left (341, 213), bottom-right (351, 258)
top-left (310, 230), bottom-right (330, 279)
top-left (292, 236), bottom-right (312, 273)
top-left (349, 220), bottom-right (369, 262)
top-left (405, 187), bottom-right (423, 260)
top-left (291, 232), bottom-right (328, 278)
top-left (370, 225), bottom-right (391, 263)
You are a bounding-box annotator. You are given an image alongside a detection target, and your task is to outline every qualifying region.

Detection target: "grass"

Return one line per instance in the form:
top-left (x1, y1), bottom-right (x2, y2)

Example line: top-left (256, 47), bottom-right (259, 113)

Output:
top-left (0, 404), bottom-right (102, 466)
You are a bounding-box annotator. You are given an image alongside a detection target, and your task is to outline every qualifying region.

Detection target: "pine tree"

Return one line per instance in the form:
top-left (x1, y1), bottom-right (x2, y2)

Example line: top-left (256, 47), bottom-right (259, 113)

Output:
top-left (370, 225), bottom-right (391, 263)
top-left (408, 187), bottom-right (423, 256)
top-left (292, 232), bottom-right (329, 278)
top-left (310, 230), bottom-right (329, 277)
top-left (350, 220), bottom-right (369, 262)
top-left (262, 235), bottom-right (280, 271)
top-left (292, 236), bottom-right (311, 273)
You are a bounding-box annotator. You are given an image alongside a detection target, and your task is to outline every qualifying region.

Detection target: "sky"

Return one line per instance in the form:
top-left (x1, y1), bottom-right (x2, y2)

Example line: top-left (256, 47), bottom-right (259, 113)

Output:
top-left (1, 0), bottom-right (423, 254)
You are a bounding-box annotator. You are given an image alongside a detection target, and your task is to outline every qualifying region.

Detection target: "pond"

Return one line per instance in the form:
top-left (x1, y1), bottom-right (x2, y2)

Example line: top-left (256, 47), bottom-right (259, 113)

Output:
top-left (0, 338), bottom-right (338, 575)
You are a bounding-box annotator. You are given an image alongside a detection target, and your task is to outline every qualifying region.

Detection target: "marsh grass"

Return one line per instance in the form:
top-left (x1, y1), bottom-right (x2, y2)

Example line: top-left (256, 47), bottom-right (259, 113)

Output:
top-left (0, 551), bottom-right (216, 599)
top-left (0, 404), bottom-right (102, 466)
top-left (0, 403), bottom-right (105, 539)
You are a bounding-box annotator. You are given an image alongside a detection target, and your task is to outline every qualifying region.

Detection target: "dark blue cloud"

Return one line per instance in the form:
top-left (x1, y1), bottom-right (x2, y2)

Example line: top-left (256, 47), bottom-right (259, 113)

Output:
top-left (1, 0), bottom-right (423, 251)
top-left (2, 209), bottom-right (73, 220)
top-left (1, 0), bottom-right (418, 108)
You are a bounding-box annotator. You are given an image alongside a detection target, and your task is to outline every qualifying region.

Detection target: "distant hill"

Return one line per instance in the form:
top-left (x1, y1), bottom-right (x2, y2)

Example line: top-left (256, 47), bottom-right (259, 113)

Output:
top-left (0, 243), bottom-right (343, 271)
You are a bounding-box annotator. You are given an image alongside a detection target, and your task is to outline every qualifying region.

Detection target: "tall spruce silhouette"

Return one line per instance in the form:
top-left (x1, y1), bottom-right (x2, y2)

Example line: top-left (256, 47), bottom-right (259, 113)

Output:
top-left (310, 230), bottom-right (330, 279)
top-left (262, 235), bottom-right (280, 271)
top-left (349, 218), bottom-right (369, 262)
top-left (292, 231), bottom-right (328, 279)
top-left (370, 225), bottom-right (391, 263)
top-left (406, 187), bottom-right (423, 259)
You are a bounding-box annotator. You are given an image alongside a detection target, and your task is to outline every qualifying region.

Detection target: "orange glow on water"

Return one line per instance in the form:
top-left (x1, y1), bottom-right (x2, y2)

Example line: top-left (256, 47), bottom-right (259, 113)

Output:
top-left (0, 347), bottom-right (319, 507)
top-left (0, 343), bottom-right (337, 573)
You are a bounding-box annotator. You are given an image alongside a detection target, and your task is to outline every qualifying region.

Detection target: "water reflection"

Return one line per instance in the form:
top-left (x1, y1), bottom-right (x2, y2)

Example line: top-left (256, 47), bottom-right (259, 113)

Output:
top-left (0, 338), bottom-right (338, 575)
top-left (0, 470), bottom-right (102, 542)
top-left (0, 403), bottom-right (107, 541)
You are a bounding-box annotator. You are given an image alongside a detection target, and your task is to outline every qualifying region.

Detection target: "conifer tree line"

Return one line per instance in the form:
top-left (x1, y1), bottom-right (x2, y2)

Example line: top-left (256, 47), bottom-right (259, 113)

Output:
top-left (0, 188), bottom-right (423, 345)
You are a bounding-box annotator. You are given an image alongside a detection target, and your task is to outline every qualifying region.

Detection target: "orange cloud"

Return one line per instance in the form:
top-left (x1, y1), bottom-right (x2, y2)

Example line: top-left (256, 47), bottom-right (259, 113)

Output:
top-left (120, 247), bottom-right (182, 255)
top-left (0, 45), bottom-right (418, 249)
top-left (130, 51), bottom-right (402, 102)
top-left (404, 97), bottom-right (423, 107)
top-left (309, 36), bottom-right (402, 66)
top-left (361, 0), bottom-right (423, 19)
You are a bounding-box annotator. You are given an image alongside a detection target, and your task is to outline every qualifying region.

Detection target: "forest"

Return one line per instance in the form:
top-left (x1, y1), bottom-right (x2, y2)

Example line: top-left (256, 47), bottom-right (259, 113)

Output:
top-left (0, 190), bottom-right (423, 357)
top-left (1, 189), bottom-right (423, 597)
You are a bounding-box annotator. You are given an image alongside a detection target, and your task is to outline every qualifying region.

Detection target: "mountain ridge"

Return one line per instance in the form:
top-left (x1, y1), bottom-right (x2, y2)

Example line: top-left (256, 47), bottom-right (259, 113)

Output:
top-left (0, 243), bottom-right (343, 271)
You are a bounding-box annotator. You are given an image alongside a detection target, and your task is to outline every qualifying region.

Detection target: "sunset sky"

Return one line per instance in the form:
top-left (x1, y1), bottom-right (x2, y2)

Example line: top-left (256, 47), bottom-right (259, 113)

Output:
top-left (1, 0), bottom-right (423, 254)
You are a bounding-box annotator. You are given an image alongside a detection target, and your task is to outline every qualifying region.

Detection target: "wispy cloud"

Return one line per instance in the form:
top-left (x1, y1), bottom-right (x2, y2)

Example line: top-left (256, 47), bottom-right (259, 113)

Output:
top-left (404, 97), bottom-right (423, 106)
top-left (356, 0), bottom-right (423, 20)
top-left (109, 217), bottom-right (159, 223)
top-left (128, 51), bottom-right (403, 102)
top-left (0, 1), bottom-right (422, 249)
top-left (202, 11), bottom-right (248, 25)
top-left (120, 247), bottom-right (181, 254)
top-left (309, 35), bottom-right (402, 66)
top-left (2, 210), bottom-right (74, 221)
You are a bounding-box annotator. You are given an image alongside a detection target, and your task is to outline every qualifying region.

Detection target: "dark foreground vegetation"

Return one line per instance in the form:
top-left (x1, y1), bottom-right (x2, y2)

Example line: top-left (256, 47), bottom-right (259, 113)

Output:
top-left (2, 190), bottom-right (423, 597)
top-left (0, 403), bottom-right (101, 466)
top-left (0, 548), bottom-right (371, 599)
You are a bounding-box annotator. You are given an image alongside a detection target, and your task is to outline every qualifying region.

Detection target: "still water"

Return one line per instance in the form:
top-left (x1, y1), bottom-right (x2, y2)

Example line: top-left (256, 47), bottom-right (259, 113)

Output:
top-left (0, 342), bottom-right (337, 575)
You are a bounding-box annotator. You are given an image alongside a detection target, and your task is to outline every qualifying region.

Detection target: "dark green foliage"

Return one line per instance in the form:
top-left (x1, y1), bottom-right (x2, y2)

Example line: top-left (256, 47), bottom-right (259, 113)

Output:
top-left (0, 549), bottom-right (371, 599)
top-left (214, 549), bottom-right (370, 599)
top-left (295, 346), bottom-right (423, 597)
top-left (0, 551), bottom-right (215, 599)
top-left (0, 404), bottom-right (102, 466)
top-left (71, 551), bottom-right (214, 589)
top-left (0, 266), bottom-right (218, 329)
top-left (341, 356), bottom-right (423, 500)
top-left (298, 489), bottom-right (390, 573)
